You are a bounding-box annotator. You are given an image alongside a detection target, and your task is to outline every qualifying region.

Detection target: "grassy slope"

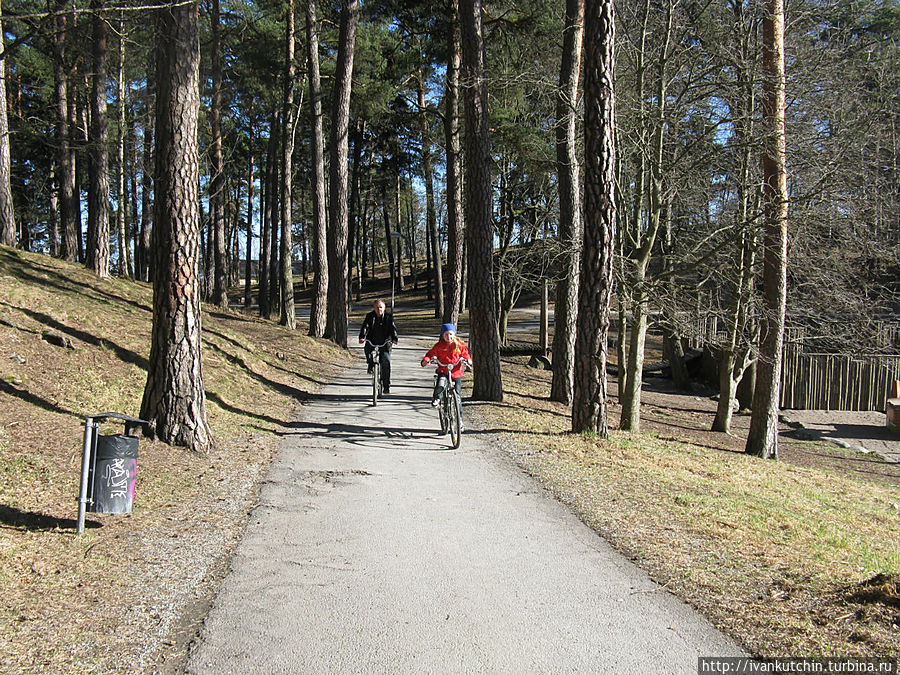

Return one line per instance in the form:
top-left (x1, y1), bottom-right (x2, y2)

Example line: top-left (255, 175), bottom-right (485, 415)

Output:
top-left (0, 246), bottom-right (347, 673)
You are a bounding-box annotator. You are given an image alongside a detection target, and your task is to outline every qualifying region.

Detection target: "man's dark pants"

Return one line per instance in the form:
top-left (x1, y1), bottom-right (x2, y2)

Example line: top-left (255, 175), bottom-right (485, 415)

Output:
top-left (364, 344), bottom-right (392, 389)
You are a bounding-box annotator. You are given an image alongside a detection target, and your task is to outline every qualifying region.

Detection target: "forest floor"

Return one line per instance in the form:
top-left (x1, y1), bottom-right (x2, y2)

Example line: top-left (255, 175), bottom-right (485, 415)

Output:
top-left (1, 247), bottom-right (898, 673)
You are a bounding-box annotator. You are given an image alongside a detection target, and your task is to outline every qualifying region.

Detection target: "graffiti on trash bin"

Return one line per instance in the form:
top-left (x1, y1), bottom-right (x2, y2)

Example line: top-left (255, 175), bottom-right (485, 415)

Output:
top-left (101, 458), bottom-right (134, 500)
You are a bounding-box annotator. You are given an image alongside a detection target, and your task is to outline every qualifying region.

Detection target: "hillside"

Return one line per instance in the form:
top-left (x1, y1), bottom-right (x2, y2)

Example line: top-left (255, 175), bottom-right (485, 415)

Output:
top-left (0, 246), bottom-right (348, 673)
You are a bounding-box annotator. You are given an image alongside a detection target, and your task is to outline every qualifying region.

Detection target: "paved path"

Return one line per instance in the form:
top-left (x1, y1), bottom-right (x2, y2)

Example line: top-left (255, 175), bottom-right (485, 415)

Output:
top-left (186, 337), bottom-right (743, 674)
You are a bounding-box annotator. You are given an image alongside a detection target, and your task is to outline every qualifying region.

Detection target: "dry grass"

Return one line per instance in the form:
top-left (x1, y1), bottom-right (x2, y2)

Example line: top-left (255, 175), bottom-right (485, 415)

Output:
top-left (471, 355), bottom-right (900, 657)
top-left (0, 246), bottom-right (347, 674)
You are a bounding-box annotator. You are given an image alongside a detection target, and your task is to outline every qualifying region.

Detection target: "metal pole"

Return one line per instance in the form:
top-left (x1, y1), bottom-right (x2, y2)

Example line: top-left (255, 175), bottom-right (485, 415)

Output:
top-left (540, 279), bottom-right (549, 356)
top-left (76, 417), bottom-right (95, 534)
top-left (390, 231), bottom-right (400, 313)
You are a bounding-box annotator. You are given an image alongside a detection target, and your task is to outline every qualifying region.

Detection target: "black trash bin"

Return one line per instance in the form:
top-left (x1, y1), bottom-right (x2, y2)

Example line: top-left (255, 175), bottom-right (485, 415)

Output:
top-left (89, 434), bottom-right (138, 514)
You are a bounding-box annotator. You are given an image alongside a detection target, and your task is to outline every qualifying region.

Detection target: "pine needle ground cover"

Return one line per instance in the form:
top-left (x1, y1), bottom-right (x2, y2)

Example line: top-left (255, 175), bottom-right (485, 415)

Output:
top-left (472, 356), bottom-right (900, 658)
top-left (0, 246), bottom-right (346, 674)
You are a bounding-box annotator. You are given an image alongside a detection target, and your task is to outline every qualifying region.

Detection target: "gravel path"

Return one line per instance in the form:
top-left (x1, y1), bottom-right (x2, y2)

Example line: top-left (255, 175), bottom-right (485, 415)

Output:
top-left (782, 410), bottom-right (900, 463)
top-left (185, 337), bottom-right (742, 674)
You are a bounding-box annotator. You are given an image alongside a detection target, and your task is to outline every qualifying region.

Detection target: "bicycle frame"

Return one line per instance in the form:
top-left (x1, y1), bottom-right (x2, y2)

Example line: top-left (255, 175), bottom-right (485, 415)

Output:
top-left (365, 339), bottom-right (392, 406)
top-left (432, 357), bottom-right (466, 448)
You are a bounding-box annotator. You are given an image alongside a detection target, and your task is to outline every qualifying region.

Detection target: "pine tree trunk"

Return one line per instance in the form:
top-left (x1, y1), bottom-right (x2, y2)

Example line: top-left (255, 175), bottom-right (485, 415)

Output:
top-left (460, 0), bottom-right (502, 401)
top-left (442, 0), bottom-right (464, 326)
top-left (140, 114), bottom-right (153, 282)
top-left (116, 14), bottom-right (131, 279)
top-left (259, 107), bottom-right (277, 318)
top-left (209, 0), bottom-right (228, 308)
top-left (141, 0), bottom-right (212, 453)
top-left (306, 0), bottom-right (328, 336)
top-left (417, 71), bottom-right (443, 319)
top-left (572, 0), bottom-right (616, 434)
top-left (244, 128), bottom-right (254, 308)
top-left (325, 0), bottom-right (358, 348)
top-left (746, 0), bottom-right (788, 459)
top-left (86, 0), bottom-right (110, 277)
top-left (0, 4), bottom-right (13, 248)
top-left (279, 0), bottom-right (296, 329)
top-left (550, 0), bottom-right (585, 405)
top-left (54, 11), bottom-right (76, 260)
top-left (267, 112), bottom-right (281, 318)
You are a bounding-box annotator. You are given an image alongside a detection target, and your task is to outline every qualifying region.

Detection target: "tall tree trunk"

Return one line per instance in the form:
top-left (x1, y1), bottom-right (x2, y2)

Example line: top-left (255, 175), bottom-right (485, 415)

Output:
top-left (325, 0), bottom-right (358, 348)
top-left (746, 0), bottom-right (788, 459)
top-left (86, 0), bottom-right (110, 277)
top-left (442, 0), bottom-right (464, 326)
top-left (141, 0), bottom-right (212, 453)
top-left (209, 0), bottom-right (228, 308)
top-left (54, 10), bottom-right (76, 260)
top-left (128, 107), bottom-right (139, 276)
top-left (572, 0), bottom-right (616, 435)
top-left (75, 73), bottom-right (87, 262)
top-left (382, 181), bottom-right (396, 296)
top-left (418, 70), bottom-right (443, 319)
top-left (348, 117), bottom-right (364, 305)
top-left (267, 112), bottom-right (281, 318)
top-left (279, 0), bottom-right (297, 329)
top-left (244, 125), bottom-right (254, 308)
top-left (460, 0), bottom-right (502, 401)
top-left (550, 0), bottom-right (585, 405)
top-left (116, 13), bottom-right (131, 278)
top-left (140, 111), bottom-right (153, 282)
top-left (49, 168), bottom-right (59, 257)
top-left (395, 174), bottom-right (405, 291)
top-left (305, 0), bottom-right (328, 337)
top-left (259, 107), bottom-right (277, 318)
top-left (0, 2), bottom-right (13, 247)
top-left (619, 0), bottom-right (673, 433)
top-left (714, 22), bottom-right (758, 433)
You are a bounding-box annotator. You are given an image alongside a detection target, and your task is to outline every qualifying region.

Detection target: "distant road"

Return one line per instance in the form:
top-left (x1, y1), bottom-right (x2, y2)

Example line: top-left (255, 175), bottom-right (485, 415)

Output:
top-left (186, 337), bottom-right (742, 673)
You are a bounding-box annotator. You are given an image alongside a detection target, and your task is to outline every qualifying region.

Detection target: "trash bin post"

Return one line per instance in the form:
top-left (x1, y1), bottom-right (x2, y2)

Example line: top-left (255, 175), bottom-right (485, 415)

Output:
top-left (76, 417), bottom-right (98, 534)
top-left (75, 412), bottom-right (149, 534)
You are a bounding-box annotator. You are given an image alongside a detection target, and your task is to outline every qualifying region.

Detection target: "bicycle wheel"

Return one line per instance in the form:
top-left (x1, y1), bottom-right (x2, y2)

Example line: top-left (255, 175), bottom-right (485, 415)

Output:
top-left (449, 392), bottom-right (461, 448)
top-left (439, 390), bottom-right (450, 434)
top-left (372, 361), bottom-right (380, 406)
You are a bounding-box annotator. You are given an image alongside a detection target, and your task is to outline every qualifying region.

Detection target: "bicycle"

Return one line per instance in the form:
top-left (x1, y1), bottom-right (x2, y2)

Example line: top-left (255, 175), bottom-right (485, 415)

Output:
top-left (428, 357), bottom-right (468, 449)
top-left (365, 338), bottom-right (393, 406)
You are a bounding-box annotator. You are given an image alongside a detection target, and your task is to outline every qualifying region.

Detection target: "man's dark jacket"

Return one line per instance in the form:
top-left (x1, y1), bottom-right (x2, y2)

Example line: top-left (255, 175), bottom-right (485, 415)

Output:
top-left (358, 311), bottom-right (398, 346)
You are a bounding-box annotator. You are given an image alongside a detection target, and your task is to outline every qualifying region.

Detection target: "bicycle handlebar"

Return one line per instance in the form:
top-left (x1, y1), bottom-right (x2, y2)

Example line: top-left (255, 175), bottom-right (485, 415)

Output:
top-left (364, 338), bottom-right (394, 348)
top-left (429, 357), bottom-right (471, 370)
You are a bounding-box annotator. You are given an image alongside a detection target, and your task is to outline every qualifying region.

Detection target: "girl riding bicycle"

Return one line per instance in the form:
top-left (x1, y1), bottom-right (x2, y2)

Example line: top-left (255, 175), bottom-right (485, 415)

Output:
top-left (420, 323), bottom-right (472, 406)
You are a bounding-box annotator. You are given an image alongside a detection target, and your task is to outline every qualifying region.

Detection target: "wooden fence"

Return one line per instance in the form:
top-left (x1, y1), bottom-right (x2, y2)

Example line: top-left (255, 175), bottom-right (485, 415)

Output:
top-left (781, 350), bottom-right (900, 412)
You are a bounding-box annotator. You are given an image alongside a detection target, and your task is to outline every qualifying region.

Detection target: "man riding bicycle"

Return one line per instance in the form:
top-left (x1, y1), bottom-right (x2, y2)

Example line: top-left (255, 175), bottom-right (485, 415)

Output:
top-left (358, 299), bottom-right (399, 394)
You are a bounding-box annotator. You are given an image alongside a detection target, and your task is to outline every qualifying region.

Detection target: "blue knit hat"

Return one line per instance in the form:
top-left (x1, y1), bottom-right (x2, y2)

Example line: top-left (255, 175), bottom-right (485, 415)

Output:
top-left (440, 323), bottom-right (456, 336)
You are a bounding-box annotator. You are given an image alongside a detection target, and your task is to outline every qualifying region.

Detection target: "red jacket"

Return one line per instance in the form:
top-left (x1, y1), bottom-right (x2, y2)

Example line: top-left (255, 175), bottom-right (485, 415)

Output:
top-left (424, 340), bottom-right (471, 379)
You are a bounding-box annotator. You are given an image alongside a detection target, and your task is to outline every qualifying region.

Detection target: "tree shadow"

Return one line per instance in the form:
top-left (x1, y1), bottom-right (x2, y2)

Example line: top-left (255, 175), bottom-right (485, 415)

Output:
top-left (0, 378), bottom-right (80, 417)
top-left (205, 392), bottom-right (294, 428)
top-left (9, 262), bottom-right (151, 314)
top-left (0, 504), bottom-right (99, 532)
top-left (204, 341), bottom-right (314, 399)
top-left (280, 418), bottom-right (445, 445)
top-left (8, 304), bottom-right (149, 371)
top-left (203, 329), bottom-right (333, 387)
